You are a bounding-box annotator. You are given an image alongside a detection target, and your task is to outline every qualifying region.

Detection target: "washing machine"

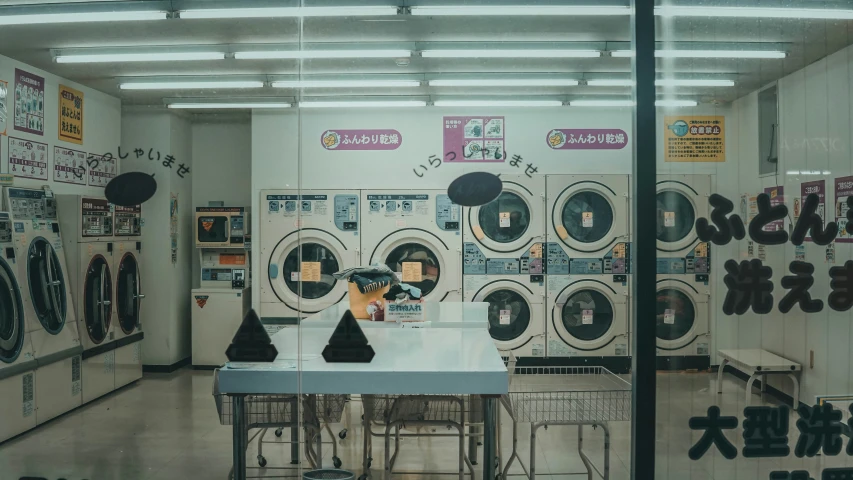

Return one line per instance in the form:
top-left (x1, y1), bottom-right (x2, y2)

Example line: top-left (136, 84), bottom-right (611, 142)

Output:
top-left (463, 275), bottom-right (545, 357)
top-left (656, 242), bottom-right (711, 370)
top-left (260, 190), bottom-right (360, 321)
top-left (56, 195), bottom-right (115, 404)
top-left (0, 211), bottom-right (38, 442)
top-left (546, 174), bottom-right (630, 268)
top-left (4, 187), bottom-right (82, 425)
top-left (656, 175), bottom-right (710, 257)
top-left (112, 204), bottom-right (144, 388)
top-left (361, 190), bottom-right (461, 302)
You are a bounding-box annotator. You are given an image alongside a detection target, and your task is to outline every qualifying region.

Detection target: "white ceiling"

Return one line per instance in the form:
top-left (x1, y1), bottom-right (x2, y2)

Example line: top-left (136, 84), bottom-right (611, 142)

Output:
top-left (0, 1), bottom-right (851, 107)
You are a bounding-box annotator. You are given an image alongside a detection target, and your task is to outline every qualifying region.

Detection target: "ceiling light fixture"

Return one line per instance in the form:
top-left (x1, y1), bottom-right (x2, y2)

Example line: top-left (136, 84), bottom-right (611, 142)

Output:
top-left (121, 81), bottom-right (264, 90)
top-left (0, 10), bottom-right (166, 25)
top-left (570, 100), bottom-right (699, 107)
top-left (588, 79), bottom-right (734, 87)
top-left (656, 6), bottom-right (853, 20)
top-left (422, 49), bottom-right (601, 58)
top-left (235, 50), bottom-right (411, 60)
top-left (56, 52), bottom-right (225, 63)
top-left (299, 100), bottom-right (427, 108)
top-left (434, 100), bottom-right (564, 107)
top-left (656, 100), bottom-right (700, 107)
top-left (429, 79), bottom-right (579, 87)
top-left (411, 5), bottom-right (630, 16)
top-left (167, 102), bottom-right (292, 109)
top-left (611, 49), bottom-right (786, 59)
top-left (272, 80), bottom-right (420, 88)
top-left (180, 6), bottom-right (398, 19)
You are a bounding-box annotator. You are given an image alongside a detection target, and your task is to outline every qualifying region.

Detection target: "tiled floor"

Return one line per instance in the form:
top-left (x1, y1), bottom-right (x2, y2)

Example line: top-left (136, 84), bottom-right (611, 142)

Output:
top-left (0, 368), bottom-right (848, 479)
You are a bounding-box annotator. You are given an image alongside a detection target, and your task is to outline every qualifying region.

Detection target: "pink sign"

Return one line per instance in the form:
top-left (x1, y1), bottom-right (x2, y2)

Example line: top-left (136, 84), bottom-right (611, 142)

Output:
top-left (546, 129), bottom-right (628, 150)
top-left (320, 129), bottom-right (402, 150)
top-left (443, 116), bottom-right (505, 162)
top-left (798, 180), bottom-right (826, 242)
top-left (762, 186), bottom-right (785, 232)
top-left (835, 175), bottom-right (853, 243)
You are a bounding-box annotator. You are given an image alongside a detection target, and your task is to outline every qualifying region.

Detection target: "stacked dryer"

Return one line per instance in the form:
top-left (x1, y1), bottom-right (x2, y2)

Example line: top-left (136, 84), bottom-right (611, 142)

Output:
top-left (655, 175), bottom-right (712, 369)
top-left (361, 191), bottom-right (461, 302)
top-left (57, 195), bottom-right (116, 403)
top-left (462, 175), bottom-right (546, 357)
top-left (4, 187), bottom-right (82, 425)
top-left (111, 204), bottom-right (144, 388)
top-left (545, 175), bottom-right (630, 366)
top-left (260, 190), bottom-right (360, 322)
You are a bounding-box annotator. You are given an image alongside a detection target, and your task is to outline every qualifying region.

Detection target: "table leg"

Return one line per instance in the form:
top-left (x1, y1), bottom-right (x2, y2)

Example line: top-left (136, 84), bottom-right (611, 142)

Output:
top-left (716, 358), bottom-right (729, 394)
top-left (788, 373), bottom-right (800, 408)
top-left (745, 374), bottom-right (758, 406)
top-left (482, 396), bottom-right (498, 480)
top-left (232, 395), bottom-right (247, 480)
top-left (291, 426), bottom-right (299, 464)
top-left (469, 425), bottom-right (479, 465)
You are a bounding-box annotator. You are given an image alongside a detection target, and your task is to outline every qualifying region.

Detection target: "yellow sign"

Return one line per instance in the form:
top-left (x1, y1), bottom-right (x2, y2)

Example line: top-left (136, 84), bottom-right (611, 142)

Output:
top-left (401, 262), bottom-right (423, 282)
top-left (300, 262), bottom-right (321, 282)
top-left (664, 115), bottom-right (725, 162)
top-left (58, 85), bottom-right (84, 145)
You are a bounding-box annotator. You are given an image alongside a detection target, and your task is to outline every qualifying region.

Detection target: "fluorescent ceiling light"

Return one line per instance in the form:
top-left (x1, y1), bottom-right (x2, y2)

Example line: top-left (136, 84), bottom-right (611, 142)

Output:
top-left (588, 79), bottom-right (734, 87)
top-left (56, 52), bottom-right (225, 64)
top-left (656, 6), bottom-right (853, 20)
top-left (180, 6), bottom-right (398, 19)
top-left (570, 100), bottom-right (699, 107)
top-left (422, 49), bottom-right (601, 58)
top-left (434, 100), bottom-right (563, 107)
top-left (235, 50), bottom-right (410, 60)
top-left (272, 80), bottom-right (420, 88)
top-left (611, 50), bottom-right (786, 59)
top-left (168, 103), bottom-right (291, 109)
top-left (411, 5), bottom-right (630, 16)
top-left (121, 81), bottom-right (264, 90)
top-left (656, 100), bottom-right (699, 107)
top-left (586, 79), bottom-right (635, 87)
top-left (0, 10), bottom-right (166, 25)
top-left (299, 101), bottom-right (427, 108)
top-left (429, 79), bottom-right (579, 87)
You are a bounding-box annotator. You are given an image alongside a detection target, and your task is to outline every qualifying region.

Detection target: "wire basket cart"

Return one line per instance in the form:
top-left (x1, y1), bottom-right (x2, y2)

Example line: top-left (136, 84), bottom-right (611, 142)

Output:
top-left (498, 364), bottom-right (631, 480)
top-left (214, 369), bottom-right (349, 477)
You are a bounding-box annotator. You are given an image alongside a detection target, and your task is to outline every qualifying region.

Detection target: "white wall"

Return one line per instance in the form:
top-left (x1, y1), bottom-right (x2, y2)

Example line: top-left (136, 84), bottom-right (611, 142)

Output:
top-left (170, 114), bottom-right (193, 365)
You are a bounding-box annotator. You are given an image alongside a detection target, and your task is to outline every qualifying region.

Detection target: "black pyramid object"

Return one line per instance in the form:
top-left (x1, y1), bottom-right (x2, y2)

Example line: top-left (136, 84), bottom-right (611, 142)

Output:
top-left (322, 310), bottom-right (375, 363)
top-left (225, 309), bottom-right (279, 362)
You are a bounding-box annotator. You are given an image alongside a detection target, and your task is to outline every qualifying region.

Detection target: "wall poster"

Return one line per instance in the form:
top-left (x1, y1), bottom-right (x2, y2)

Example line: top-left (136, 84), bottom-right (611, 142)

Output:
top-left (799, 179), bottom-right (826, 242)
top-left (443, 116), bottom-right (505, 162)
top-left (546, 128), bottom-right (628, 150)
top-left (87, 153), bottom-right (117, 187)
top-left (170, 193), bottom-right (178, 265)
top-left (664, 115), bottom-right (725, 162)
top-left (8, 137), bottom-right (47, 180)
top-left (835, 175), bottom-right (853, 243)
top-left (0, 79), bottom-right (7, 135)
top-left (58, 84), bottom-right (84, 145)
top-left (762, 186), bottom-right (785, 232)
top-left (14, 69), bottom-right (44, 136)
top-left (321, 129), bottom-right (401, 150)
top-left (53, 146), bottom-right (86, 185)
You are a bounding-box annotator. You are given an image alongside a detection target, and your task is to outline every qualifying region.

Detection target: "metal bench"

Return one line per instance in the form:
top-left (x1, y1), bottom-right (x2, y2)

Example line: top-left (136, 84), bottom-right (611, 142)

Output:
top-left (717, 349), bottom-right (801, 407)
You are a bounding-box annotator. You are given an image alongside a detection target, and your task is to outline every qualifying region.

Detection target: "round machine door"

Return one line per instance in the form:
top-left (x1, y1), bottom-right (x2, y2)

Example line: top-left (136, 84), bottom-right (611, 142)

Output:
top-left (116, 252), bottom-right (143, 335)
top-left (467, 181), bottom-right (541, 254)
top-left (0, 255), bottom-right (25, 363)
top-left (656, 279), bottom-right (707, 350)
top-left (472, 279), bottom-right (538, 351)
top-left (550, 180), bottom-right (627, 254)
top-left (656, 180), bottom-right (707, 253)
top-left (369, 229), bottom-right (456, 301)
top-left (27, 237), bottom-right (68, 335)
top-left (268, 230), bottom-right (349, 314)
top-left (552, 279), bottom-right (627, 351)
top-left (83, 254), bottom-right (113, 344)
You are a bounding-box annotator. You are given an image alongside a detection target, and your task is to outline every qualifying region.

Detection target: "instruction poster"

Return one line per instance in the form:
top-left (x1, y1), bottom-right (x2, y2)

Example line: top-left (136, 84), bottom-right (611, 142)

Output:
top-left (321, 129), bottom-right (401, 150)
top-left (8, 137), bottom-right (47, 180)
top-left (170, 193), bottom-right (178, 264)
top-left (0, 79), bottom-right (7, 135)
top-left (53, 146), bottom-right (86, 185)
top-left (835, 175), bottom-right (853, 243)
top-left (546, 128), bottom-right (628, 150)
top-left (664, 115), bottom-right (725, 162)
top-left (800, 180), bottom-right (826, 243)
top-left (762, 186), bottom-right (785, 232)
top-left (87, 153), bottom-right (116, 187)
top-left (443, 116), bottom-right (505, 163)
top-left (58, 84), bottom-right (84, 144)
top-left (14, 69), bottom-right (44, 136)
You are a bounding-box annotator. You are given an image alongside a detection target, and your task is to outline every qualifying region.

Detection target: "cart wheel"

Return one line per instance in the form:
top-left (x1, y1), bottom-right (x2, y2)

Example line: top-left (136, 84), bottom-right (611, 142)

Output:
top-left (339, 429), bottom-right (348, 439)
top-left (333, 456), bottom-right (342, 468)
top-left (274, 428), bottom-right (283, 437)
top-left (258, 455), bottom-right (267, 467)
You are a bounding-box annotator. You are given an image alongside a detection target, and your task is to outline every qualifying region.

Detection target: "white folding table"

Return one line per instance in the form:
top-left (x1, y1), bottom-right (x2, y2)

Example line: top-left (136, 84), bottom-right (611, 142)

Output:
top-left (218, 303), bottom-right (508, 480)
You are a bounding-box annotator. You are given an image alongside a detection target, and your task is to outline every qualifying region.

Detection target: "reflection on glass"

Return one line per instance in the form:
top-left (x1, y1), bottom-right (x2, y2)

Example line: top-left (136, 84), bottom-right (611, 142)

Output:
top-left (384, 242), bottom-right (440, 296)
top-left (656, 191), bottom-right (695, 243)
top-left (563, 191), bottom-right (614, 243)
top-left (479, 192), bottom-right (530, 243)
top-left (656, 288), bottom-right (695, 341)
top-left (562, 290), bottom-right (614, 341)
top-left (283, 243), bottom-right (339, 299)
top-left (485, 289), bottom-right (530, 341)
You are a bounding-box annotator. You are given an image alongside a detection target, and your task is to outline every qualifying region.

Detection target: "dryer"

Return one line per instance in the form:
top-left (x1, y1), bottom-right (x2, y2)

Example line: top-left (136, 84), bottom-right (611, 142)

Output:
top-left (260, 190), bottom-right (360, 321)
top-left (4, 187), bottom-right (82, 425)
top-left (56, 195), bottom-right (115, 404)
top-left (0, 211), bottom-right (38, 442)
top-left (656, 175), bottom-right (710, 257)
top-left (656, 242), bottom-right (711, 370)
top-left (112, 204), bottom-right (144, 388)
top-left (361, 191), bottom-right (461, 302)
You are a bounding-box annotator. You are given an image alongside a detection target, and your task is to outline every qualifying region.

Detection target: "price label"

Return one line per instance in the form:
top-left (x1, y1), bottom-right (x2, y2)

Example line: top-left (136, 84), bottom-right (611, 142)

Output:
top-left (664, 309), bottom-right (675, 324)
top-left (582, 309), bottom-right (593, 324)
top-left (664, 211), bottom-right (675, 227)
top-left (290, 272), bottom-right (300, 281)
top-left (401, 262), bottom-right (422, 282)
top-left (499, 308), bottom-right (511, 325)
top-left (300, 262), bottom-right (321, 282)
top-left (582, 212), bottom-right (593, 227)
top-left (499, 212), bottom-right (511, 227)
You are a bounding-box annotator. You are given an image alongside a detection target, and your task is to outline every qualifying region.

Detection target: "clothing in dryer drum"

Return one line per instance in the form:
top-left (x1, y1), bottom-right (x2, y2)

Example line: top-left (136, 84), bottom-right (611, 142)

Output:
top-left (656, 287), bottom-right (695, 341)
top-left (116, 253), bottom-right (141, 334)
top-left (383, 242), bottom-right (440, 296)
top-left (560, 191), bottom-right (614, 244)
top-left (656, 191), bottom-right (695, 244)
top-left (561, 289), bottom-right (614, 341)
top-left (83, 255), bottom-right (112, 344)
top-left (282, 243), bottom-right (340, 300)
top-left (484, 289), bottom-right (531, 342)
top-left (27, 237), bottom-right (67, 334)
top-left (0, 256), bottom-right (24, 362)
top-left (479, 192), bottom-right (530, 243)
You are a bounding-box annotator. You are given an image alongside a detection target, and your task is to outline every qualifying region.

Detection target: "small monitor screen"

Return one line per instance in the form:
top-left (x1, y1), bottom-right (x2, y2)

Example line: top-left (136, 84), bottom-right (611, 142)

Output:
top-left (197, 216), bottom-right (228, 243)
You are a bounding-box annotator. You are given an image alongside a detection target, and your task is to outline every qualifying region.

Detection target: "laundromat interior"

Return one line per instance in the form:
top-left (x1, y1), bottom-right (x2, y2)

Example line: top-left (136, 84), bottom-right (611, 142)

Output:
top-left (0, 1), bottom-right (853, 479)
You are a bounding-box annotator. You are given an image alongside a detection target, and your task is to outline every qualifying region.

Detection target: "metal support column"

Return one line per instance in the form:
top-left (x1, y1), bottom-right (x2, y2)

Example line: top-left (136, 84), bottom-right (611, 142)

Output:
top-left (232, 394), bottom-right (247, 480)
top-left (482, 395), bottom-right (498, 480)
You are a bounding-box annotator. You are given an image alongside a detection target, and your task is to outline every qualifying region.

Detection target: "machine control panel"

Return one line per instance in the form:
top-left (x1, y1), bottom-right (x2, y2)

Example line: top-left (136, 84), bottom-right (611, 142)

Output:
top-left (81, 197), bottom-right (113, 237)
top-left (114, 204), bottom-right (142, 236)
top-left (7, 188), bottom-right (57, 220)
top-left (200, 250), bottom-right (249, 289)
top-left (0, 213), bottom-right (10, 243)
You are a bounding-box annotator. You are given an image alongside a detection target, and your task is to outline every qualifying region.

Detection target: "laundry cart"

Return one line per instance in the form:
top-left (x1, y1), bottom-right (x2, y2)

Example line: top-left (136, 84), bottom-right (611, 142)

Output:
top-left (499, 362), bottom-right (631, 480)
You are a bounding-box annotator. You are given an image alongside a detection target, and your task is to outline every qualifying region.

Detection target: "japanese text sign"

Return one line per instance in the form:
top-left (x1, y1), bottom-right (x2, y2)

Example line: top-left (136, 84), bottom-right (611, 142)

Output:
top-left (799, 180), bottom-right (826, 242)
top-left (664, 115), bottom-right (725, 162)
top-left (547, 129), bottom-right (628, 150)
top-left (8, 137), bottom-right (47, 180)
top-left (443, 116), bottom-right (505, 162)
top-left (321, 129), bottom-right (402, 150)
top-left (14, 69), bottom-right (44, 136)
top-left (53, 147), bottom-right (86, 185)
top-left (763, 186), bottom-right (785, 232)
top-left (835, 176), bottom-right (853, 243)
top-left (87, 153), bottom-right (116, 187)
top-left (58, 84), bottom-right (84, 145)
